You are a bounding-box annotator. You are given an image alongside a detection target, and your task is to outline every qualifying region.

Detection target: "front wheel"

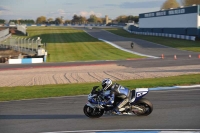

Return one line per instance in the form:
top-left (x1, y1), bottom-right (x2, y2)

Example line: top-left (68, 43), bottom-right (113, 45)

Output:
top-left (83, 105), bottom-right (104, 118)
top-left (132, 98), bottom-right (153, 116)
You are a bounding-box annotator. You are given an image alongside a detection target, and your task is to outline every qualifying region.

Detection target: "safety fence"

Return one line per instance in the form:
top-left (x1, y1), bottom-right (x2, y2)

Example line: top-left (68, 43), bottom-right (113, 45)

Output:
top-left (123, 28), bottom-right (196, 41)
top-left (0, 37), bottom-right (42, 55)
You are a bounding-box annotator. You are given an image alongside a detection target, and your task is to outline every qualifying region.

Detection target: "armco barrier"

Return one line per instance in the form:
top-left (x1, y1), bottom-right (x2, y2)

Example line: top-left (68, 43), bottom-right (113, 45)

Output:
top-left (8, 58), bottom-right (43, 64)
top-left (124, 28), bottom-right (196, 41)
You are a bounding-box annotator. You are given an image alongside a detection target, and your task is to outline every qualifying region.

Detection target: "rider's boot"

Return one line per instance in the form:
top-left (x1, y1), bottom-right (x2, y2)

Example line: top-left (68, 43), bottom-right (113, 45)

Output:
top-left (112, 108), bottom-right (122, 115)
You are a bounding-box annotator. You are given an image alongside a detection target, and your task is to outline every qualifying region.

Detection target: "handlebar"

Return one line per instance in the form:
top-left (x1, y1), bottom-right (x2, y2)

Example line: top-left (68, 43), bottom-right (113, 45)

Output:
top-left (91, 86), bottom-right (102, 96)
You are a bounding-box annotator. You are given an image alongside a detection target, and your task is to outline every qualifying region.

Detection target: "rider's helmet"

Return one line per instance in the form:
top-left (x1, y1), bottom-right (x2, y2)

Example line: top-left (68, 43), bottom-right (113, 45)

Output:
top-left (102, 78), bottom-right (112, 91)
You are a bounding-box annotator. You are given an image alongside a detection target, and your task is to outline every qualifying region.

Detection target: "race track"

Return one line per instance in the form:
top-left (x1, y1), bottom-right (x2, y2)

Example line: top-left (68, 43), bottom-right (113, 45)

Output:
top-left (0, 28), bottom-right (200, 133)
top-left (83, 28), bottom-right (199, 58)
top-left (0, 88), bottom-right (200, 133)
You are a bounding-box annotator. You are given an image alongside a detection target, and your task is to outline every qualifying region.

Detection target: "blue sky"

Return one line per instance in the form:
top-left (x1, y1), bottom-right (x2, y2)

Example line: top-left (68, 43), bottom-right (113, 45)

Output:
top-left (0, 0), bottom-right (182, 21)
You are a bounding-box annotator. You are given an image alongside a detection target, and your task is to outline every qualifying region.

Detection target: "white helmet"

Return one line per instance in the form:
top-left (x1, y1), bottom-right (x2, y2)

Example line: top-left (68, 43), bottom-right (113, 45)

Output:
top-left (102, 78), bottom-right (112, 91)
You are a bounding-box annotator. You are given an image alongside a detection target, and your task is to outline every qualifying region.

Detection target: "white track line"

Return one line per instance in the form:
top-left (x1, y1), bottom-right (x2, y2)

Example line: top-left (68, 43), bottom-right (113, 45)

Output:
top-left (41, 129), bottom-right (200, 133)
top-left (98, 38), bottom-right (159, 59)
top-left (1, 85), bottom-right (200, 103)
top-left (83, 29), bottom-right (159, 59)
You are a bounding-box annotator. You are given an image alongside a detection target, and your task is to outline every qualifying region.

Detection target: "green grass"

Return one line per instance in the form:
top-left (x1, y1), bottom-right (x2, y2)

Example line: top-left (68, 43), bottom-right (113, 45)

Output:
top-left (22, 27), bottom-right (143, 62)
top-left (0, 74), bottom-right (200, 101)
top-left (105, 28), bottom-right (200, 52)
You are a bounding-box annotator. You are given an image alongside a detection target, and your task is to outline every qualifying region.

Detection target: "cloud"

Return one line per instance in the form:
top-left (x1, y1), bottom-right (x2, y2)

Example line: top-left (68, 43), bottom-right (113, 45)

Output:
top-left (47, 9), bottom-right (71, 18)
top-left (64, 2), bottom-right (75, 5)
top-left (46, 10), bottom-right (102, 20)
top-left (57, 9), bottom-right (67, 15)
top-left (119, 1), bottom-right (163, 9)
top-left (89, 4), bottom-right (118, 9)
top-left (78, 11), bottom-right (102, 18)
top-left (104, 4), bottom-right (118, 7)
top-left (0, 6), bottom-right (9, 11)
top-left (0, 6), bottom-right (12, 15)
top-left (88, 6), bottom-right (102, 9)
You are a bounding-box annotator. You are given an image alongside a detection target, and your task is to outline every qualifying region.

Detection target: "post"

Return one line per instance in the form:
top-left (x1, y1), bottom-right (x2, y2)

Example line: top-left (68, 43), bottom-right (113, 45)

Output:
top-left (16, 37), bottom-right (18, 51)
top-left (24, 38), bottom-right (26, 53)
top-left (32, 39), bottom-right (34, 52)
top-left (25, 38), bottom-right (27, 52)
top-left (44, 51), bottom-right (48, 62)
top-left (28, 38), bottom-right (30, 51)
top-left (21, 38), bottom-right (23, 52)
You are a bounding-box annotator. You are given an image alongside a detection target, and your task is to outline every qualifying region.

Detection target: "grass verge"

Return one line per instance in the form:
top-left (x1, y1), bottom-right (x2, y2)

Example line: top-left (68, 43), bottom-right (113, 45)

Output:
top-left (0, 74), bottom-right (200, 101)
top-left (104, 28), bottom-right (200, 52)
top-left (17, 27), bottom-right (143, 62)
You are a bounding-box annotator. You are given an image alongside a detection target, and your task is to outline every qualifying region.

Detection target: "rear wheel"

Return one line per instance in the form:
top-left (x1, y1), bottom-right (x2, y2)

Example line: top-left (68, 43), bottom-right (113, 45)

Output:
top-left (83, 105), bottom-right (104, 118)
top-left (132, 98), bottom-right (153, 116)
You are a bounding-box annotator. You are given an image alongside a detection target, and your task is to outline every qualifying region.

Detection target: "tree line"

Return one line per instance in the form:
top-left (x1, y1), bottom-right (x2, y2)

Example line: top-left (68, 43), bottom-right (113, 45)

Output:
top-left (36, 14), bottom-right (139, 25)
top-left (161, 0), bottom-right (200, 10)
top-left (0, 19), bottom-right (5, 24)
top-left (0, 14), bottom-right (138, 25)
top-left (0, 19), bottom-right (35, 24)
top-left (9, 20), bottom-right (35, 24)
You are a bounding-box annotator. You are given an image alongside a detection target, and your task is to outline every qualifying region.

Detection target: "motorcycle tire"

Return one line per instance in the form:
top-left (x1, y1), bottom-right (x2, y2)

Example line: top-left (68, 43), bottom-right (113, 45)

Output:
top-left (132, 98), bottom-right (153, 116)
top-left (83, 105), bottom-right (104, 118)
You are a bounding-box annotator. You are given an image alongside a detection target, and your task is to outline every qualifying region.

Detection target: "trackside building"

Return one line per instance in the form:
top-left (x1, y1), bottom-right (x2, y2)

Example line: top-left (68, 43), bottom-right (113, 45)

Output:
top-left (130, 5), bottom-right (200, 38)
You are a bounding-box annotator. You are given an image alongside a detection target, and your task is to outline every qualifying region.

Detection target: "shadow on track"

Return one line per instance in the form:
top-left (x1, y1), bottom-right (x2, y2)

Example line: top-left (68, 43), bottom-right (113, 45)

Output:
top-left (0, 114), bottom-right (139, 120)
top-left (0, 114), bottom-right (86, 120)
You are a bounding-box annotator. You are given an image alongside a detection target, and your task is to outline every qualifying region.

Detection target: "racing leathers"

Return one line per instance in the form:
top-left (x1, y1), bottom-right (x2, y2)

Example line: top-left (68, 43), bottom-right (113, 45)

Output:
top-left (101, 83), bottom-right (131, 114)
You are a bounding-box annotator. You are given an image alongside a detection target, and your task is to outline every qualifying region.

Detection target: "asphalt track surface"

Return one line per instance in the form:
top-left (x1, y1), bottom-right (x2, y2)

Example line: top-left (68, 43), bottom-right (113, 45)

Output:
top-left (84, 28), bottom-right (200, 58)
top-left (0, 88), bottom-right (200, 133)
top-left (1, 58), bottom-right (200, 71)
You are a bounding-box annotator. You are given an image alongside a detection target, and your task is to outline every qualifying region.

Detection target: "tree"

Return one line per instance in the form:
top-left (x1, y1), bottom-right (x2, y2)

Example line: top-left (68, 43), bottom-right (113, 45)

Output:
top-left (36, 16), bottom-right (46, 24)
top-left (161, 0), bottom-right (180, 9)
top-left (127, 15), bottom-right (139, 23)
top-left (115, 15), bottom-right (128, 23)
top-left (96, 18), bottom-right (103, 24)
top-left (47, 18), bottom-right (54, 22)
top-left (79, 16), bottom-right (87, 24)
top-left (87, 14), bottom-right (98, 23)
top-left (65, 20), bottom-right (71, 24)
top-left (18, 19), bottom-right (35, 24)
top-left (101, 17), bottom-right (106, 24)
top-left (181, 0), bottom-right (200, 6)
top-left (55, 17), bottom-right (63, 24)
top-left (71, 14), bottom-right (80, 24)
top-left (0, 19), bottom-right (5, 24)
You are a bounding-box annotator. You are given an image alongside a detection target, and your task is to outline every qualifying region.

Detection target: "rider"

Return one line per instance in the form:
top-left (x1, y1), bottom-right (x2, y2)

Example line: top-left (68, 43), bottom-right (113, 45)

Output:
top-left (100, 78), bottom-right (131, 114)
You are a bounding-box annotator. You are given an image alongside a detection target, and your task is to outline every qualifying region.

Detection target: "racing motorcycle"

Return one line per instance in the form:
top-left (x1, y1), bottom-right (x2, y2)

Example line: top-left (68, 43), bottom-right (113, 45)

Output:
top-left (83, 86), bottom-right (153, 118)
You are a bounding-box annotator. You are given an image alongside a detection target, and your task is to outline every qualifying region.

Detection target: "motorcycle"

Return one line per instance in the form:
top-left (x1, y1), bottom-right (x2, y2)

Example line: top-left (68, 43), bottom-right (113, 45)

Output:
top-left (83, 86), bottom-right (153, 118)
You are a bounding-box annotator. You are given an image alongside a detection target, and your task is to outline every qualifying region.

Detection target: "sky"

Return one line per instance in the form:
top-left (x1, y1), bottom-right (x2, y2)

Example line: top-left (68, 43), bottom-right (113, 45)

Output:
top-left (0, 0), bottom-right (182, 21)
